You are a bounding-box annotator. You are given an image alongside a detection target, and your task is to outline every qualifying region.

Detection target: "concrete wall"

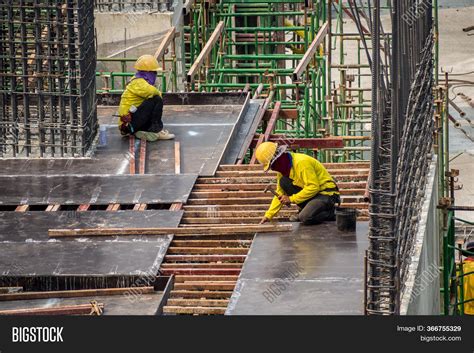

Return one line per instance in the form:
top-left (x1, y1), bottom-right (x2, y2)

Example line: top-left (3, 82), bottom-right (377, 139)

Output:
top-left (400, 156), bottom-right (441, 315)
top-left (94, 10), bottom-right (185, 90)
top-left (95, 12), bottom-right (173, 58)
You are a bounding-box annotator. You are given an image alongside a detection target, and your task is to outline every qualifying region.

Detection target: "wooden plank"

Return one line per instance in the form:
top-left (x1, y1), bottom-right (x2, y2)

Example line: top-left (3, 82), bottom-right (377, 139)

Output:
top-left (106, 204), bottom-right (121, 211)
top-left (139, 139), bottom-right (147, 175)
top-left (187, 197), bottom-right (272, 205)
top-left (170, 203), bottom-right (183, 211)
top-left (0, 287), bottom-right (154, 302)
top-left (183, 203), bottom-right (292, 213)
top-left (163, 306), bottom-right (226, 314)
top-left (190, 189), bottom-right (365, 199)
top-left (0, 303), bottom-right (104, 316)
top-left (171, 240), bottom-right (252, 247)
top-left (174, 282), bottom-right (236, 291)
top-left (180, 217), bottom-right (287, 224)
top-left (183, 204), bottom-right (366, 215)
top-left (164, 255), bottom-right (247, 262)
top-left (218, 162), bottom-right (370, 170)
top-left (160, 263), bottom-right (243, 269)
top-left (129, 135), bottom-right (136, 174)
top-left (45, 204), bottom-right (60, 212)
top-left (77, 204), bottom-right (90, 212)
top-left (213, 169), bottom-right (368, 177)
top-left (166, 299), bottom-right (229, 307)
top-left (293, 22), bottom-right (329, 80)
top-left (170, 290), bottom-right (233, 299)
top-left (48, 224), bottom-right (292, 238)
top-left (263, 108), bottom-right (298, 121)
top-left (174, 275), bottom-right (239, 282)
top-left (15, 205), bottom-right (29, 212)
top-left (183, 210), bottom-right (297, 218)
top-left (250, 101), bottom-right (281, 164)
top-left (133, 203), bottom-right (148, 211)
top-left (154, 27), bottom-right (176, 61)
top-left (167, 247), bottom-right (249, 255)
top-left (174, 141), bottom-right (181, 174)
top-left (198, 176), bottom-right (276, 184)
top-left (193, 183), bottom-right (270, 191)
top-left (187, 21), bottom-right (225, 83)
top-left (161, 269), bottom-right (241, 275)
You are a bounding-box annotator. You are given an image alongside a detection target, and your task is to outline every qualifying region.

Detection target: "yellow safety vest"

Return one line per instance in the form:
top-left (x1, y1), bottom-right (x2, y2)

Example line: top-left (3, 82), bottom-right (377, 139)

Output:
top-left (118, 77), bottom-right (162, 128)
top-left (459, 260), bottom-right (474, 315)
top-left (264, 152), bottom-right (339, 220)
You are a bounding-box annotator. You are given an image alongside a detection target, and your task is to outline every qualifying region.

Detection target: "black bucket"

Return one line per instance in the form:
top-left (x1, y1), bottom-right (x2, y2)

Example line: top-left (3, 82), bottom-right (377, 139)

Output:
top-left (335, 207), bottom-right (357, 232)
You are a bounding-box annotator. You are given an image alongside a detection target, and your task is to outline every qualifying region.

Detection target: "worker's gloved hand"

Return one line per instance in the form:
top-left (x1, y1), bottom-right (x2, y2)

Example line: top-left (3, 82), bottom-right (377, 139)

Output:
top-left (259, 216), bottom-right (270, 224)
top-left (278, 194), bottom-right (291, 206)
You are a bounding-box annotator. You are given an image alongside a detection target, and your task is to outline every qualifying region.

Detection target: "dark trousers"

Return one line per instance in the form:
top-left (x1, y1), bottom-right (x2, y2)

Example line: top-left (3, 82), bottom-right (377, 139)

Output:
top-left (280, 176), bottom-right (338, 225)
top-left (131, 95), bottom-right (164, 133)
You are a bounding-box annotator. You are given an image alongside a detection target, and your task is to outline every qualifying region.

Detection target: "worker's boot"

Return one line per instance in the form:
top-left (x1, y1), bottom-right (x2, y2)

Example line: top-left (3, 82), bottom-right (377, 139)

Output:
top-left (135, 131), bottom-right (160, 142)
top-left (156, 129), bottom-right (175, 140)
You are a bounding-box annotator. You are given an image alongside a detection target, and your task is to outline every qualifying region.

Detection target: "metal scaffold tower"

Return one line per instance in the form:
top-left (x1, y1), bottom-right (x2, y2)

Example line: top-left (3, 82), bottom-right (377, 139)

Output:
top-left (0, 0), bottom-right (97, 157)
top-left (183, 0), bottom-right (376, 163)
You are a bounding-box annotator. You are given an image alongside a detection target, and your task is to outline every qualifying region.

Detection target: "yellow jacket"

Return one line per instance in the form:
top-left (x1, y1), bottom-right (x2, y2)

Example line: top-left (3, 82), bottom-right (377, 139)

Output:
top-left (118, 77), bottom-right (162, 126)
top-left (459, 260), bottom-right (474, 315)
top-left (264, 152), bottom-right (339, 219)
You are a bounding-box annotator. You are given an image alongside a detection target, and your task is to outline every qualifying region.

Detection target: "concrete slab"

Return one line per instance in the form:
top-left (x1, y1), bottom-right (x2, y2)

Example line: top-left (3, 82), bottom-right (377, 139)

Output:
top-left (0, 239), bottom-right (171, 276)
top-left (0, 174), bottom-right (196, 205)
top-left (0, 292), bottom-right (165, 315)
top-left (0, 210), bottom-right (183, 242)
top-left (226, 222), bottom-right (368, 315)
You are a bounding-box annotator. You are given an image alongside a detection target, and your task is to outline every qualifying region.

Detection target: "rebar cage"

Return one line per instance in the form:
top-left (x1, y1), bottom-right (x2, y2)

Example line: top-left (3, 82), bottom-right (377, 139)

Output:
top-left (94, 0), bottom-right (173, 12)
top-left (0, 0), bottom-right (98, 157)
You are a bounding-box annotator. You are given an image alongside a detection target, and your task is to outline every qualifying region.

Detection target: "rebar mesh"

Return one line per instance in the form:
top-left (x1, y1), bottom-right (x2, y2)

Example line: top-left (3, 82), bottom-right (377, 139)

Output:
top-left (355, 0), bottom-right (435, 314)
top-left (0, 0), bottom-right (97, 158)
top-left (94, 0), bottom-right (172, 12)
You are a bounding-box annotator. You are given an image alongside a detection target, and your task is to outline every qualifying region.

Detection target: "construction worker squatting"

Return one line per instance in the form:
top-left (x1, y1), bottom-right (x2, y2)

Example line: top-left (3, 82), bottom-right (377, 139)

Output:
top-left (118, 54), bottom-right (175, 142)
top-left (256, 142), bottom-right (341, 225)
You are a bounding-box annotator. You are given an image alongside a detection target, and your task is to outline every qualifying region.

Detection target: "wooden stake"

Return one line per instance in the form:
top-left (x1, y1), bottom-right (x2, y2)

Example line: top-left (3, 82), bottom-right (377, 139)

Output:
top-left (175, 141), bottom-right (181, 174)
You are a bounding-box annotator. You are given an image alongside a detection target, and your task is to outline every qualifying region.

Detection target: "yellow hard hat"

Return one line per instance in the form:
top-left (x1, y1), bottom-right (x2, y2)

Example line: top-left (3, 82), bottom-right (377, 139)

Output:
top-left (255, 142), bottom-right (278, 171)
top-left (134, 54), bottom-right (160, 71)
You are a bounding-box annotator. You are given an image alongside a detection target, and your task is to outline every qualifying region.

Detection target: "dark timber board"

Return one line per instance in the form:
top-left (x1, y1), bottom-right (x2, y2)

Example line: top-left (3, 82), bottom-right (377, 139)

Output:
top-left (0, 174), bottom-right (196, 205)
top-left (135, 105), bottom-right (250, 176)
top-left (0, 210), bottom-right (183, 242)
top-left (0, 211), bottom-right (181, 277)
top-left (221, 100), bottom-right (263, 165)
top-left (226, 222), bottom-right (369, 315)
top-left (0, 239), bottom-right (171, 276)
top-left (0, 292), bottom-right (165, 315)
top-left (0, 127), bottom-right (132, 176)
top-left (0, 102), bottom-right (257, 176)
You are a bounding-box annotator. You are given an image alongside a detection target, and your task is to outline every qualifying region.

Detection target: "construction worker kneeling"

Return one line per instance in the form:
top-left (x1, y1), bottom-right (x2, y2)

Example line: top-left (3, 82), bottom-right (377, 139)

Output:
top-left (256, 142), bottom-right (340, 225)
top-left (118, 54), bottom-right (175, 142)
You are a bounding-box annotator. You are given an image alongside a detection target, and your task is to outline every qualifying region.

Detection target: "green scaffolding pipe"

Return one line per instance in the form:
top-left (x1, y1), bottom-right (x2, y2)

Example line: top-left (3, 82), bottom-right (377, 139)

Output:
top-left (219, 11), bottom-right (305, 16)
top-left (223, 54), bottom-right (306, 60)
top-left (226, 26), bottom-right (305, 32)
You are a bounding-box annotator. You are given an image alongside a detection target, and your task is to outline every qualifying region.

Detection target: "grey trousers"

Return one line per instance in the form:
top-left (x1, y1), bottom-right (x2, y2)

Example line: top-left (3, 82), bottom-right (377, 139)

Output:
top-left (280, 176), bottom-right (338, 225)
